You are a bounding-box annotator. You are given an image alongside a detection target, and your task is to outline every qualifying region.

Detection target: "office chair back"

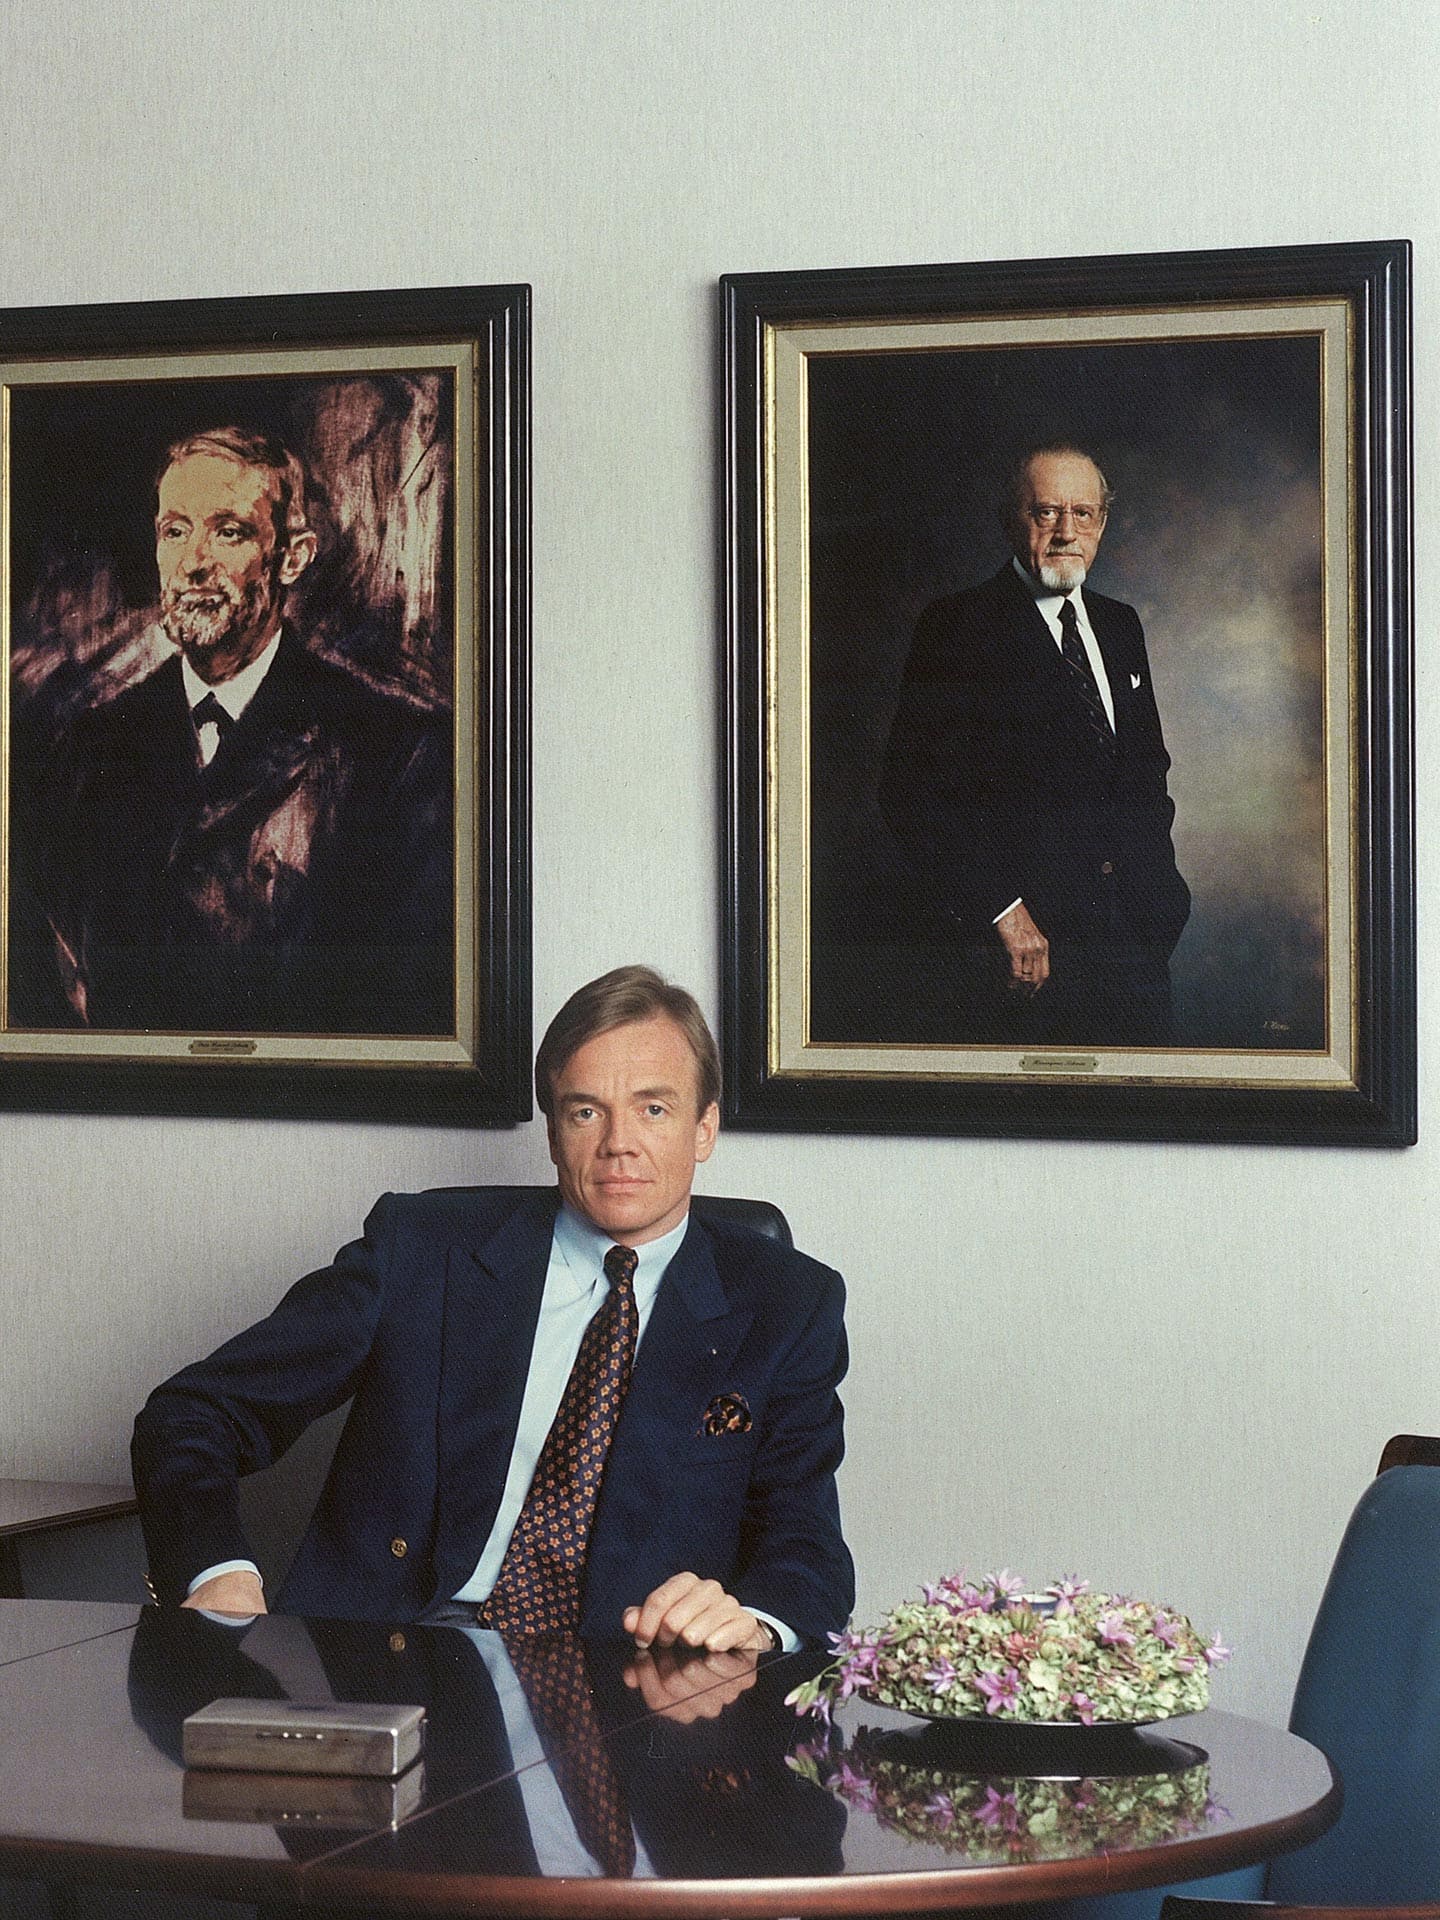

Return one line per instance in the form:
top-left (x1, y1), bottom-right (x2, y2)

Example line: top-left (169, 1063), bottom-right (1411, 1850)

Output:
top-left (1261, 1458), bottom-right (1440, 1905)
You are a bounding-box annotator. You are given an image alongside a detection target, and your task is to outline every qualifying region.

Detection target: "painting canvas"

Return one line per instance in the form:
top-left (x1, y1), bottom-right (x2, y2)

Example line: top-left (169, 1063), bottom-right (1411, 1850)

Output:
top-left (722, 243), bottom-right (1413, 1144)
top-left (0, 284), bottom-right (530, 1124)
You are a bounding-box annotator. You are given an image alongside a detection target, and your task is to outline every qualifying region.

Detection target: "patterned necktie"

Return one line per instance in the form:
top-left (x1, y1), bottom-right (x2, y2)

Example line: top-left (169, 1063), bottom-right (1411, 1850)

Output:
top-left (1058, 597), bottom-right (1114, 753)
top-left (504, 1631), bottom-right (636, 1877)
top-left (479, 1244), bottom-right (640, 1633)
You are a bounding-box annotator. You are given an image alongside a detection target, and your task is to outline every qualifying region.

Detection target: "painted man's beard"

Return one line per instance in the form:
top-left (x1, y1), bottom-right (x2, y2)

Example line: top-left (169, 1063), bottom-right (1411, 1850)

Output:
top-left (161, 579), bottom-right (272, 662)
top-left (1037, 556), bottom-right (1087, 592)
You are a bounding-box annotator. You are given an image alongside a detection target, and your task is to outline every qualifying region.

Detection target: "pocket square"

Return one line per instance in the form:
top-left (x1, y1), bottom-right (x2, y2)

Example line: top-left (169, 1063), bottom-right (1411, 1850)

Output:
top-left (700, 1391), bottom-right (752, 1436)
top-left (1130, 672), bottom-right (1142, 689)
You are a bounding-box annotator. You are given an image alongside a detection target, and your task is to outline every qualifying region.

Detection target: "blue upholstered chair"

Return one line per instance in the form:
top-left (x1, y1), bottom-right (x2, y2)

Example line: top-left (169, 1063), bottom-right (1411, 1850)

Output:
top-left (1159, 1435), bottom-right (1440, 1919)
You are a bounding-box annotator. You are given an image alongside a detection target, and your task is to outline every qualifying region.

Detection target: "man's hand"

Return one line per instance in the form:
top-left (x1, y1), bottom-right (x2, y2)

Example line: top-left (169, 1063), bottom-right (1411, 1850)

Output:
top-left (181, 1570), bottom-right (267, 1616)
top-left (623, 1572), bottom-right (771, 1653)
top-left (995, 900), bottom-right (1050, 989)
top-left (621, 1645), bottom-right (760, 1723)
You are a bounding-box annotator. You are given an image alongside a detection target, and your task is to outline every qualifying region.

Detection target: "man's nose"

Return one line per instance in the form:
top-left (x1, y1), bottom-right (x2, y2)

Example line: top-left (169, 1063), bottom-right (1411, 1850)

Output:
top-left (601, 1113), bottom-right (638, 1155)
top-left (178, 533), bottom-right (213, 578)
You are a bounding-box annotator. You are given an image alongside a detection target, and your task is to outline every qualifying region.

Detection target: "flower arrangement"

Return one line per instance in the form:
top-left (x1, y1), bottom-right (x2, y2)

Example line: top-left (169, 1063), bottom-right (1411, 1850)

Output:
top-left (787, 1572), bottom-right (1230, 1727)
top-left (788, 1730), bottom-right (1215, 1864)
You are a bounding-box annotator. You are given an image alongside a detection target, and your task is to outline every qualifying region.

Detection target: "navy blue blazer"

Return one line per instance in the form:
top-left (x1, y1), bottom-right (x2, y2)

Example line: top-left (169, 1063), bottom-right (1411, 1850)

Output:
top-left (132, 1187), bottom-right (854, 1644)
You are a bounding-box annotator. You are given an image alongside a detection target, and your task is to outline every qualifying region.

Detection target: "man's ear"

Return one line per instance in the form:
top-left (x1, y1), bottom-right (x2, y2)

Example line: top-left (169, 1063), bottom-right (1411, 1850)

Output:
top-left (694, 1102), bottom-right (720, 1164)
top-left (277, 529), bottom-right (317, 586)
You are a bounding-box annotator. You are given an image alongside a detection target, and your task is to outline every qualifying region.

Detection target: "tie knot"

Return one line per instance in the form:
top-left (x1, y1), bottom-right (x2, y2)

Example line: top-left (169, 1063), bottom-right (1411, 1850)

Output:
top-left (192, 692), bottom-right (233, 732)
top-left (603, 1244), bottom-right (638, 1291)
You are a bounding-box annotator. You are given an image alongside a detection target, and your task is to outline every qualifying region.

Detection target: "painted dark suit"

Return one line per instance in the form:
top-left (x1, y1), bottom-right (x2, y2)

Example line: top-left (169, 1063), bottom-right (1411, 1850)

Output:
top-left (131, 1187), bottom-right (854, 1645)
top-left (879, 563), bottom-right (1190, 1044)
top-left (20, 629), bottom-right (452, 1035)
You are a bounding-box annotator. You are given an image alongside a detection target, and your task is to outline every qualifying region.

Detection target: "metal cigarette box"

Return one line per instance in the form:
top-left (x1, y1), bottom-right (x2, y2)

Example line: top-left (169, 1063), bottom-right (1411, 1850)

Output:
top-left (182, 1698), bottom-right (425, 1778)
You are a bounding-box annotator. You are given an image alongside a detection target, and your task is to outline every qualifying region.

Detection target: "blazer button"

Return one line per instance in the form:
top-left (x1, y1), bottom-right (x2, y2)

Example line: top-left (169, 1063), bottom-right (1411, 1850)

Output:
top-left (1100, 860), bottom-right (1115, 875)
top-left (390, 1537), bottom-right (408, 1559)
top-left (389, 1631), bottom-right (407, 1653)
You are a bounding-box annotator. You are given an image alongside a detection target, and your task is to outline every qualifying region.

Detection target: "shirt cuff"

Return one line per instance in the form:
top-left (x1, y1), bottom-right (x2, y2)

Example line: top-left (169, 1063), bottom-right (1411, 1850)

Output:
top-left (187, 1559), bottom-right (263, 1597)
top-left (749, 1607), bottom-right (797, 1653)
top-left (993, 897), bottom-right (1023, 925)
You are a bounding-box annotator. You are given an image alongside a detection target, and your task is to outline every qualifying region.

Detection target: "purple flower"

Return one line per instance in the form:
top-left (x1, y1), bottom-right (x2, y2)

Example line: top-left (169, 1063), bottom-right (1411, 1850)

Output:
top-left (987, 1569), bottom-right (1025, 1602)
top-left (1152, 1615), bottom-right (1181, 1648)
top-left (1098, 1611), bottom-right (1136, 1647)
top-left (925, 1791), bottom-right (956, 1829)
top-left (833, 1761), bottom-right (877, 1810)
top-left (1069, 1691), bottom-right (1097, 1726)
top-left (1204, 1633), bottom-right (1232, 1667)
top-left (1048, 1575), bottom-right (1091, 1615)
top-left (973, 1665), bottom-right (1022, 1716)
top-left (924, 1654), bottom-right (958, 1697)
top-left (976, 1785), bottom-right (1020, 1831)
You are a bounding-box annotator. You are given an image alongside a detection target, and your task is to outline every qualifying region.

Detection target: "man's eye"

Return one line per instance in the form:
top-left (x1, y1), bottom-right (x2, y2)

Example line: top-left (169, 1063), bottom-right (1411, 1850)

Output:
top-left (645, 1103), bottom-right (667, 1117)
top-left (216, 524), bottom-right (248, 542)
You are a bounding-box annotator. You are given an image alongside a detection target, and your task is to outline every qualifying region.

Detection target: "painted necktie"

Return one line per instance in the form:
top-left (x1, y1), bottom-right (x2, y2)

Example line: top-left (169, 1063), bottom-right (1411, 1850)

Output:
top-left (191, 691), bottom-right (234, 767)
top-left (1059, 597), bottom-right (1114, 753)
top-left (479, 1243), bottom-right (640, 1632)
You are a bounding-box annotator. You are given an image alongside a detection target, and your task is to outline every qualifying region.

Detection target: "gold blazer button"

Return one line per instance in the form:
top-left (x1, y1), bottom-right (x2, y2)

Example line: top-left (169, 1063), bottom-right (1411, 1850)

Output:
top-left (390, 1537), bottom-right (408, 1558)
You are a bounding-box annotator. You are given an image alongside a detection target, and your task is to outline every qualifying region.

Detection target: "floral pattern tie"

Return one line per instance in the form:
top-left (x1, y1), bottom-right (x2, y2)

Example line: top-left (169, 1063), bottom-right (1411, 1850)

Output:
top-left (479, 1243), bottom-right (640, 1633)
top-left (504, 1631), bottom-right (636, 1876)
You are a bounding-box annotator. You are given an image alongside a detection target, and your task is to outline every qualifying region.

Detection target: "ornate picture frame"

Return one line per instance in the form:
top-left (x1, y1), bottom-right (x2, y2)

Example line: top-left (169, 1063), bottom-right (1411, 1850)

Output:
top-left (1, 283), bottom-right (530, 1124)
top-left (722, 242), bottom-right (1413, 1144)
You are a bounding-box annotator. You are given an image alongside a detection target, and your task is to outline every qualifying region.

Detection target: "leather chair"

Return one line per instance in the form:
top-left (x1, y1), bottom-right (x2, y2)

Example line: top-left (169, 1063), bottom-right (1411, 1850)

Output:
top-left (1159, 1435), bottom-right (1440, 1920)
top-left (236, 1190), bottom-right (792, 1592)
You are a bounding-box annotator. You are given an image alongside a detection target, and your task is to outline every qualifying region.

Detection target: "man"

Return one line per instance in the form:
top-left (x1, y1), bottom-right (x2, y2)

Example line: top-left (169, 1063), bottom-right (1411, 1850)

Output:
top-left (132, 966), bottom-right (854, 1653)
top-left (879, 442), bottom-right (1190, 1047)
top-left (23, 426), bottom-right (451, 1035)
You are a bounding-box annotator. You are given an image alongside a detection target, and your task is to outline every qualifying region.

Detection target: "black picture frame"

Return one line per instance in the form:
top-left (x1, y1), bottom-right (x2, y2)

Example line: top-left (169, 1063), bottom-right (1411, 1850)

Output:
top-left (1, 282), bottom-right (530, 1125)
top-left (722, 242), bottom-right (1413, 1146)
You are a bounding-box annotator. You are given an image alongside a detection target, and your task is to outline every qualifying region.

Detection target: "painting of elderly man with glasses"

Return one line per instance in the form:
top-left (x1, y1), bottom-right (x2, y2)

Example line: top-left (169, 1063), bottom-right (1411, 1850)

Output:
top-left (879, 442), bottom-right (1190, 1049)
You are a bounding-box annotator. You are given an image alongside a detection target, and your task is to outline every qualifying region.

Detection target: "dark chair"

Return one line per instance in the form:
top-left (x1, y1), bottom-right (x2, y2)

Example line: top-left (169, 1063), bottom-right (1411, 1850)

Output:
top-left (1159, 1435), bottom-right (1440, 1920)
top-left (236, 1189), bottom-right (792, 1592)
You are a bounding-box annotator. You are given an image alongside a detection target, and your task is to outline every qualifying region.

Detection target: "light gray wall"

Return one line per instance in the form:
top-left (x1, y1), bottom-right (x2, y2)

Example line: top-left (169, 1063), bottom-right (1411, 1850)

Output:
top-left (1, 0), bottom-right (1435, 1727)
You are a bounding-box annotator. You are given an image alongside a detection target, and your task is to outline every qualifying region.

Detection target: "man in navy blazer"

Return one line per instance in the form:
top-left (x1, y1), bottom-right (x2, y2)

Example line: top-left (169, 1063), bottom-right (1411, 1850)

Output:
top-left (879, 443), bottom-right (1190, 1047)
top-left (132, 966), bottom-right (853, 1652)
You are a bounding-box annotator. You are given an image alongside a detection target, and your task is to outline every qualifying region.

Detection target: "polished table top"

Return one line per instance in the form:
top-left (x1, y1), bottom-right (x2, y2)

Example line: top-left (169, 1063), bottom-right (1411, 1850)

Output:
top-left (0, 1601), bottom-right (1339, 1914)
top-left (0, 1478), bottom-right (137, 1536)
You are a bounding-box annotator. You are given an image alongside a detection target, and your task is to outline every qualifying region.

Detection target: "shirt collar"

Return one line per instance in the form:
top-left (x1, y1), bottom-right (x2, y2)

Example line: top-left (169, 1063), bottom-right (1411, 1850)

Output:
top-left (552, 1201), bottom-right (689, 1314)
top-left (181, 629), bottom-right (283, 724)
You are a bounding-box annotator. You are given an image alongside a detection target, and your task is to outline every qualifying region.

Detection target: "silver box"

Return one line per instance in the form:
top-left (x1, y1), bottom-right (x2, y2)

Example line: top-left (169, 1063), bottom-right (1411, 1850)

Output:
top-left (182, 1698), bottom-right (425, 1778)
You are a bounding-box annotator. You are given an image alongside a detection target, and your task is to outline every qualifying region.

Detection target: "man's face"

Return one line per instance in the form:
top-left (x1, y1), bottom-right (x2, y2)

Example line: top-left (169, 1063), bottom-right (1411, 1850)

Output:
top-left (546, 1014), bottom-right (719, 1245)
top-left (155, 452), bottom-right (314, 684)
top-left (1008, 451), bottom-right (1108, 593)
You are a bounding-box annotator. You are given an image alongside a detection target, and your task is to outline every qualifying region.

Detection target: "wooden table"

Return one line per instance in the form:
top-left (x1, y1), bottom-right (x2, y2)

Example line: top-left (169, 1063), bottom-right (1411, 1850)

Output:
top-left (0, 1479), bottom-right (137, 1598)
top-left (0, 1601), bottom-right (1339, 1914)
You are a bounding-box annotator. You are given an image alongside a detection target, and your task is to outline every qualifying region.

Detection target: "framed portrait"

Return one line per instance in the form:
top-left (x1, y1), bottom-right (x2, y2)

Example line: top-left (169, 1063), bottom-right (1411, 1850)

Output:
top-left (1, 282), bottom-right (530, 1124)
top-left (722, 242), bottom-right (1413, 1145)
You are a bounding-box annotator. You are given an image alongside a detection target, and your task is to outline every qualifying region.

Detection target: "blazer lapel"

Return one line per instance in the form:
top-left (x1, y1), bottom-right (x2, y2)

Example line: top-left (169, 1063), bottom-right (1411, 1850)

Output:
top-left (431, 1192), bottom-right (558, 1599)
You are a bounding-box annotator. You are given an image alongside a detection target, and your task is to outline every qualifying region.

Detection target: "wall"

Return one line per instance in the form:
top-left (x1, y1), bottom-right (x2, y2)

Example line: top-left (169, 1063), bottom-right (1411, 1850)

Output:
top-left (0, 0), bottom-right (1434, 1728)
